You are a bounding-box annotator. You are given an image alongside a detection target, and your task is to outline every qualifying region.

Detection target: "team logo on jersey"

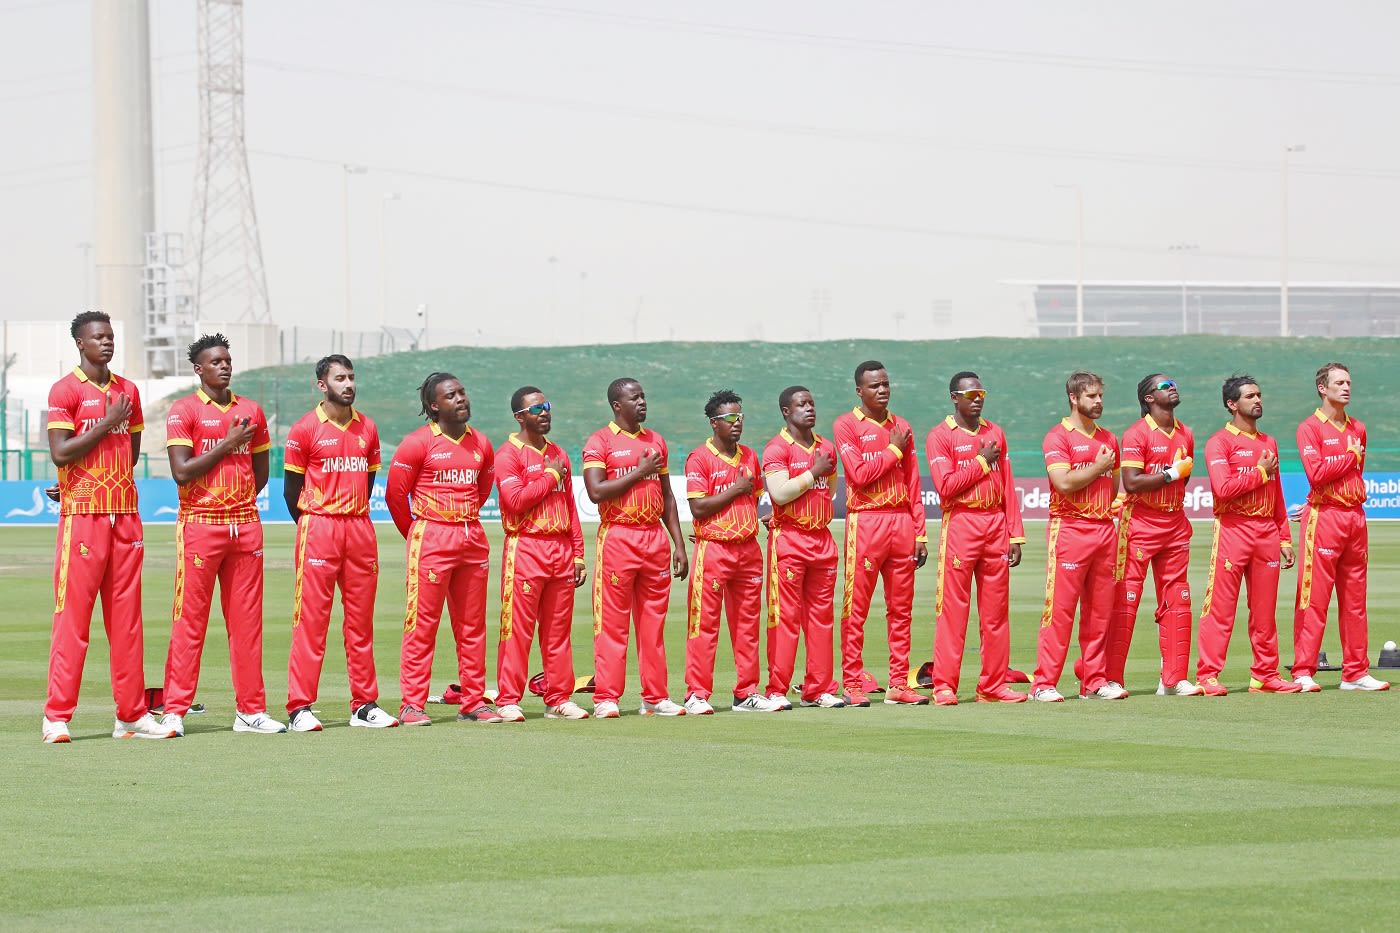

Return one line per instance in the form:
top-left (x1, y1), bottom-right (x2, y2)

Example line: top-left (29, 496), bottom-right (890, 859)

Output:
top-left (1126, 591), bottom-right (1137, 602)
top-left (522, 582), bottom-right (532, 595)
top-left (1180, 587), bottom-right (1190, 600)
top-left (785, 568), bottom-right (795, 581)
top-left (78, 542), bottom-right (90, 557)
top-left (951, 555), bottom-right (962, 568)
top-left (711, 579), bottom-right (721, 592)
top-left (863, 558), bottom-right (873, 571)
top-left (193, 553), bottom-right (204, 568)
top-left (473, 451), bottom-right (482, 462)
top-left (1136, 548), bottom-right (1144, 559)
top-left (1223, 559), bottom-right (1232, 571)
top-left (358, 436), bottom-right (367, 449)
top-left (427, 569), bottom-right (438, 583)
top-left (610, 572), bottom-right (620, 585)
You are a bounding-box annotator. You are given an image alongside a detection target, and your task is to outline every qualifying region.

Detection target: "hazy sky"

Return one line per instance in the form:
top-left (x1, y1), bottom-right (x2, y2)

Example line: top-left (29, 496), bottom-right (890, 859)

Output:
top-left (3, 0), bottom-right (1399, 346)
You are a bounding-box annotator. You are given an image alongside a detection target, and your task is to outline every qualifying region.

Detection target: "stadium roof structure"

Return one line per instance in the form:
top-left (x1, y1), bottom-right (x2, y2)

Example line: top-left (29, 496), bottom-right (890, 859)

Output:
top-left (1006, 280), bottom-right (1400, 338)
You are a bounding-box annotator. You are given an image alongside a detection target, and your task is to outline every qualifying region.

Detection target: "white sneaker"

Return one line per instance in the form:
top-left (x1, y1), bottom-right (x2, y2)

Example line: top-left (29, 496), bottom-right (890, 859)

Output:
top-left (495, 704), bottom-right (526, 723)
top-left (42, 717), bottom-right (71, 744)
top-left (800, 692), bottom-right (848, 708)
top-left (289, 707), bottom-right (323, 732)
top-left (233, 711), bottom-right (287, 734)
top-left (767, 692), bottom-right (793, 711)
top-left (732, 694), bottom-right (780, 713)
top-left (350, 703), bottom-right (399, 728)
top-left (639, 698), bottom-right (686, 716)
top-left (1082, 683), bottom-right (1128, 700)
top-left (1293, 674), bottom-right (1322, 693)
top-left (593, 700), bottom-right (620, 719)
top-left (545, 700), bottom-right (589, 720)
top-left (1168, 680), bottom-right (1205, 696)
top-left (160, 712), bottom-right (185, 737)
top-left (1030, 686), bottom-right (1065, 703)
top-left (1340, 674), bottom-right (1391, 692)
top-left (113, 712), bottom-right (179, 739)
top-left (683, 695), bottom-right (715, 715)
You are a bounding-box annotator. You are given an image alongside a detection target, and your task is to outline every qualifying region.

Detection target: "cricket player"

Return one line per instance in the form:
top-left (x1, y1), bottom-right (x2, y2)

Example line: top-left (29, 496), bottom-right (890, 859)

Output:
top-left (582, 377), bottom-right (689, 718)
top-left (1195, 375), bottom-right (1302, 695)
top-left (925, 371), bottom-right (1026, 705)
top-left (762, 386), bottom-right (846, 710)
top-left (682, 390), bottom-right (778, 714)
top-left (283, 355), bottom-right (398, 731)
top-left (387, 372), bottom-right (501, 724)
top-left (494, 386), bottom-right (591, 722)
top-left (1108, 374), bottom-right (1202, 697)
top-left (1031, 371), bottom-right (1124, 702)
top-left (833, 360), bottom-right (929, 707)
top-left (162, 333), bottom-right (284, 735)
top-left (42, 311), bottom-right (175, 742)
top-left (1291, 362), bottom-right (1389, 692)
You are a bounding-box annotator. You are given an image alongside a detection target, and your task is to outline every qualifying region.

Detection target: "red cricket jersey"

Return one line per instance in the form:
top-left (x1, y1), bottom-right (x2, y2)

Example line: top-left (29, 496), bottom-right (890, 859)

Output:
top-left (46, 367), bottom-right (144, 515)
top-left (166, 388), bottom-right (271, 524)
top-left (1043, 418), bottom-right (1119, 520)
top-left (1297, 410), bottom-right (1366, 508)
top-left (1204, 423), bottom-right (1289, 541)
top-left (1120, 416), bottom-right (1195, 512)
top-left (283, 403), bottom-right (381, 517)
top-left (385, 422), bottom-right (495, 535)
top-left (685, 439), bottom-right (761, 543)
top-left (832, 408), bottom-right (927, 538)
top-left (926, 416), bottom-right (1025, 542)
top-left (581, 421), bottom-right (670, 526)
top-left (761, 429), bottom-right (836, 532)
top-left (495, 433), bottom-right (585, 560)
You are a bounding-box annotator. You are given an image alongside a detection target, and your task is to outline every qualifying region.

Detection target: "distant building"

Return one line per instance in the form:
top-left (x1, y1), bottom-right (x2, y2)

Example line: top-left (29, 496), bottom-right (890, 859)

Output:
top-left (1013, 281), bottom-right (1400, 338)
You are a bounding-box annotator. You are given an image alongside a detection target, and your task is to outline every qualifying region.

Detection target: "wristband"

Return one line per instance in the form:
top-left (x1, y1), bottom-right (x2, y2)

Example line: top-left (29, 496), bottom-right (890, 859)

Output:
top-left (1165, 466), bottom-right (1180, 483)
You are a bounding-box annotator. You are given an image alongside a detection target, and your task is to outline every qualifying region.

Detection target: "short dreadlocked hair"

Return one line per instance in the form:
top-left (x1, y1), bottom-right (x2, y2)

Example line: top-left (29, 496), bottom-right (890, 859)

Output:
top-left (418, 371), bottom-right (460, 422)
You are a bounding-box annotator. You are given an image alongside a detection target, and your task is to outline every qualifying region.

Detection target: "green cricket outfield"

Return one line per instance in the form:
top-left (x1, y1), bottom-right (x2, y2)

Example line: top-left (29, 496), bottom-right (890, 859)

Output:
top-left (2, 520), bottom-right (1398, 930)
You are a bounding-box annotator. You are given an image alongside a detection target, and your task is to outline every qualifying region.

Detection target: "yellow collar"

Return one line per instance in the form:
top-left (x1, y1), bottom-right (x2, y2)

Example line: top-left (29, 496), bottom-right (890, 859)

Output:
top-left (705, 437), bottom-right (743, 466)
top-left (196, 386), bottom-right (239, 413)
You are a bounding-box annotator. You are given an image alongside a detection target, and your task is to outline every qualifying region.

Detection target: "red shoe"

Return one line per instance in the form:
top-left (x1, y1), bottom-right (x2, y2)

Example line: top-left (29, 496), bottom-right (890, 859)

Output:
top-left (398, 705), bottom-right (432, 726)
top-left (1249, 676), bottom-right (1303, 694)
top-left (883, 685), bottom-right (930, 706)
top-left (457, 705), bottom-right (506, 723)
top-left (1198, 677), bottom-right (1228, 697)
top-left (975, 685), bottom-right (1028, 704)
top-left (932, 687), bottom-right (959, 706)
top-left (1005, 667), bottom-right (1030, 684)
top-left (841, 687), bottom-right (870, 708)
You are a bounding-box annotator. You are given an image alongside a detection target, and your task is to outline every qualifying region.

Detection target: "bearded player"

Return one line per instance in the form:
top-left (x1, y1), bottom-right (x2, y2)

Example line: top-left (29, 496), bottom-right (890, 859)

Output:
top-left (1108, 374), bottom-right (1202, 697)
top-left (1195, 375), bottom-right (1302, 695)
top-left (925, 371), bottom-right (1026, 705)
top-left (762, 386), bottom-right (845, 710)
top-left (583, 378), bottom-right (689, 718)
top-left (1031, 371), bottom-right (1123, 702)
top-left (1290, 363), bottom-right (1389, 692)
top-left (283, 355), bottom-right (398, 731)
top-left (162, 334), bottom-right (284, 735)
top-left (682, 390), bottom-right (778, 714)
top-left (832, 361), bottom-right (929, 708)
top-left (493, 387), bottom-right (591, 722)
top-left (42, 311), bottom-right (175, 742)
top-left (387, 373), bottom-right (502, 724)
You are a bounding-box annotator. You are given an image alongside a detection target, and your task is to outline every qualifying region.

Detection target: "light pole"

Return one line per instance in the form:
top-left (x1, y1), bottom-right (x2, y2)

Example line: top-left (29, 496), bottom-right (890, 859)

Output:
top-left (1281, 144), bottom-right (1305, 337)
top-left (1168, 242), bottom-right (1198, 334)
top-left (342, 164), bottom-right (367, 350)
top-left (378, 192), bottom-right (400, 330)
top-left (1054, 184), bottom-right (1084, 337)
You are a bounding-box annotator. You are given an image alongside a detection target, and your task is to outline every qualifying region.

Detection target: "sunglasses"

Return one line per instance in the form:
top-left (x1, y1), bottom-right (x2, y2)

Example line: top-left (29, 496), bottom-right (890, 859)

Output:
top-left (1154, 380), bottom-right (1177, 392)
top-left (952, 389), bottom-right (987, 401)
top-left (710, 412), bottom-right (744, 424)
top-left (513, 401), bottom-right (551, 416)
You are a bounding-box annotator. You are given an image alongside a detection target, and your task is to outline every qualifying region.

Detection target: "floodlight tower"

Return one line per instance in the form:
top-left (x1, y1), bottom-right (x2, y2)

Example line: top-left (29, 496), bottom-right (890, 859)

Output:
top-left (186, 0), bottom-right (271, 324)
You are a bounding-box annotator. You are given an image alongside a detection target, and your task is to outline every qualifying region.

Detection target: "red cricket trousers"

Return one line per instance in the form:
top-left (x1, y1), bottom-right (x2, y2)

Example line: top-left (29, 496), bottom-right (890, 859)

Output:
top-left (840, 510), bottom-right (916, 690)
top-left (1196, 515), bottom-right (1285, 683)
top-left (932, 508), bottom-right (1012, 696)
top-left (1108, 504), bottom-right (1193, 687)
top-left (1032, 517), bottom-right (1115, 693)
top-left (765, 526), bottom-right (837, 702)
top-left (45, 512), bottom-right (148, 723)
top-left (1292, 504), bottom-right (1371, 681)
top-left (592, 522), bottom-right (673, 705)
top-left (685, 537), bottom-right (763, 701)
top-left (496, 534), bottom-right (578, 708)
top-left (401, 519), bottom-right (491, 713)
top-left (164, 520), bottom-right (267, 717)
top-left (286, 514), bottom-right (381, 714)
